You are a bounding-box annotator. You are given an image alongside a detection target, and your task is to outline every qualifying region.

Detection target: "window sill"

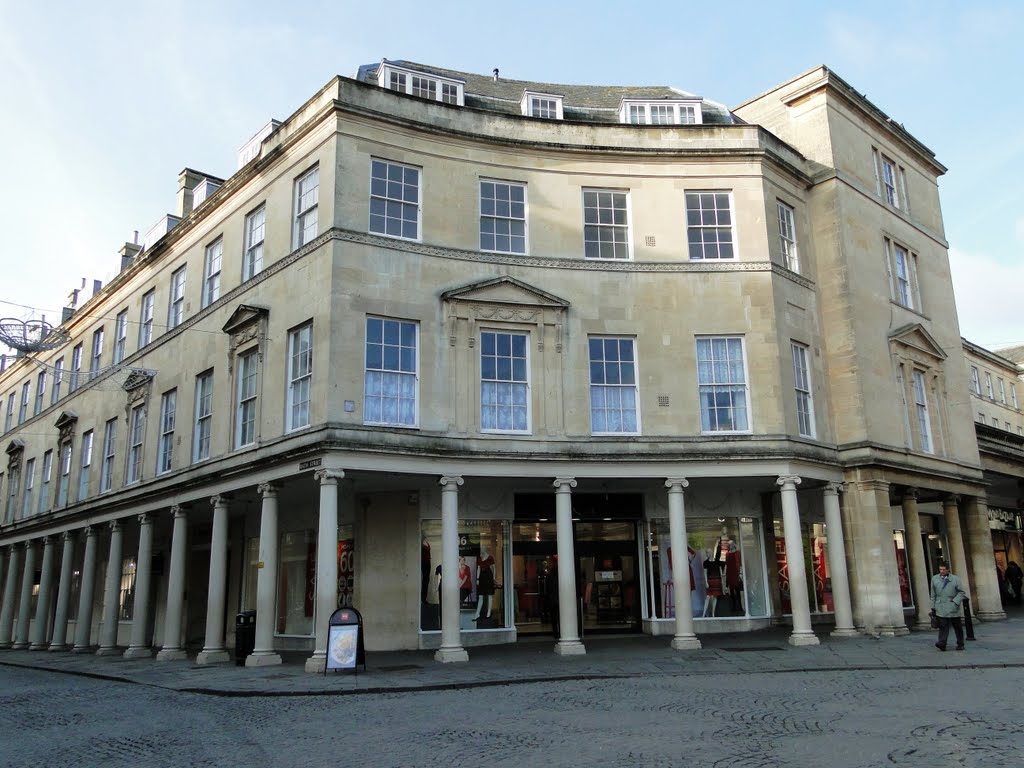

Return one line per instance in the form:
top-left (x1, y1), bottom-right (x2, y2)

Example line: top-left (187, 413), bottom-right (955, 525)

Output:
top-left (369, 231), bottom-right (421, 244)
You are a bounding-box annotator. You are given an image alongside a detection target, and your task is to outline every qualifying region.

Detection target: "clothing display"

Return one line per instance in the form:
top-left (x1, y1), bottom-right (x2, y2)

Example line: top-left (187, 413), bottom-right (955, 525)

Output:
top-left (477, 554), bottom-right (496, 595)
top-left (704, 559), bottom-right (723, 597)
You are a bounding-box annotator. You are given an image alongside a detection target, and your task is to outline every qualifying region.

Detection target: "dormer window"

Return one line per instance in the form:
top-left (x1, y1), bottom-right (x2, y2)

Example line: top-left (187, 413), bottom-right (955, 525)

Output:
top-left (620, 100), bottom-right (702, 125)
top-left (377, 63), bottom-right (464, 106)
top-left (521, 91), bottom-right (564, 120)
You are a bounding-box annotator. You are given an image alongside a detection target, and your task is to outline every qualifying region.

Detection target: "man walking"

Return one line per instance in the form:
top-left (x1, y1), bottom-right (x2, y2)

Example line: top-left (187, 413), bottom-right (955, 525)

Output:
top-left (930, 562), bottom-right (967, 651)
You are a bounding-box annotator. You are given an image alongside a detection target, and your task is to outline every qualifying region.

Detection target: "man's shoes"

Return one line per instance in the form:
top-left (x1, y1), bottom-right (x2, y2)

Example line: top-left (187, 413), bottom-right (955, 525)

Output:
top-left (935, 642), bottom-right (946, 651)
top-left (955, 645), bottom-right (965, 651)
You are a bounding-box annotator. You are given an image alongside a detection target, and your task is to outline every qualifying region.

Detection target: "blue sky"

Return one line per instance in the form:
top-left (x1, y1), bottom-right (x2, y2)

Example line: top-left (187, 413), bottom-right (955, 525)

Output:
top-left (1, 0), bottom-right (1021, 349)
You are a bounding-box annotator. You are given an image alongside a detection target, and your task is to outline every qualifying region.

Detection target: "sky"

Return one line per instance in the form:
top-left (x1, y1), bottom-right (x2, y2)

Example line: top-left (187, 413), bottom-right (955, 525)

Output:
top-left (0, 0), bottom-right (1021, 351)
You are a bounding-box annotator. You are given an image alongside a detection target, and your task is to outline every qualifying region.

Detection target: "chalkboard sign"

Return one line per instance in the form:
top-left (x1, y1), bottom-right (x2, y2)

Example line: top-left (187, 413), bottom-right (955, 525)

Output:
top-left (325, 607), bottom-right (366, 673)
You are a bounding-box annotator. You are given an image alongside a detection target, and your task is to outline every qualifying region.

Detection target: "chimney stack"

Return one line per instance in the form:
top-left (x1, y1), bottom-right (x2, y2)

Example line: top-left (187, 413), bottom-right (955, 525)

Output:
top-left (493, 68), bottom-right (499, 81)
top-left (119, 240), bottom-right (143, 272)
top-left (176, 168), bottom-right (207, 218)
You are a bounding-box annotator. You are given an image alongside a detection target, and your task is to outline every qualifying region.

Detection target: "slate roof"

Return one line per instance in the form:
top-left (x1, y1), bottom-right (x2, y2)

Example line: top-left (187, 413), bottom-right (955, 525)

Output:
top-left (355, 60), bottom-right (737, 125)
top-left (994, 344), bottom-right (1024, 366)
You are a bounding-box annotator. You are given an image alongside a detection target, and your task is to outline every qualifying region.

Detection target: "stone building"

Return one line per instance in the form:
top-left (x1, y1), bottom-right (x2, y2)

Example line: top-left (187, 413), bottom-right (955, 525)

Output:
top-left (0, 60), bottom-right (1005, 670)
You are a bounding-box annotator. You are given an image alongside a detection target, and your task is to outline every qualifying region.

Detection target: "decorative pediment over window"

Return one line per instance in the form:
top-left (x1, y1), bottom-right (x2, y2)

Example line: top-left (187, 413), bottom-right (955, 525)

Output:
top-left (889, 323), bottom-right (947, 365)
top-left (442, 276), bottom-right (569, 351)
top-left (123, 369), bottom-right (155, 408)
top-left (54, 410), bottom-right (79, 443)
top-left (6, 438), bottom-right (24, 470)
top-left (223, 304), bottom-right (270, 372)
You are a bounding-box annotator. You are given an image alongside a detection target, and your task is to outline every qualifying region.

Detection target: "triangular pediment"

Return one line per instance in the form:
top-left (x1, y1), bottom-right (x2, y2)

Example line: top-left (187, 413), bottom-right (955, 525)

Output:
top-left (889, 323), bottom-right (947, 361)
top-left (222, 304), bottom-right (270, 335)
top-left (441, 276), bottom-right (569, 308)
top-left (122, 369), bottom-right (155, 392)
top-left (5, 439), bottom-right (25, 456)
top-left (53, 411), bottom-right (79, 430)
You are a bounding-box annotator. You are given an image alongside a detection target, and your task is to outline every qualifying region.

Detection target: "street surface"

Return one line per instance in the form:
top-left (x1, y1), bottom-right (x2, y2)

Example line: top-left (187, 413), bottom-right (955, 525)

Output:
top-left (2, 664), bottom-right (1021, 767)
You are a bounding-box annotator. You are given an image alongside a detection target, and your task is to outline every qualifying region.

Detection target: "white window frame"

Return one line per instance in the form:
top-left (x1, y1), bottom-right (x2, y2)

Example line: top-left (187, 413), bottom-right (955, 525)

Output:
top-left (113, 310), bottom-right (128, 365)
top-left (51, 359), bottom-right (63, 405)
top-left (619, 100), bottom-right (702, 125)
top-left (21, 457), bottom-right (35, 519)
top-left (777, 200), bottom-right (799, 273)
top-left (202, 238), bottom-right (223, 308)
top-left (696, 336), bottom-right (751, 434)
top-left (18, 381), bottom-right (29, 423)
top-left (293, 166), bottom-right (319, 249)
top-left (139, 290), bottom-right (155, 346)
top-left (78, 429), bottom-right (93, 501)
top-left (70, 344), bottom-right (82, 392)
top-left (34, 371), bottom-right (46, 415)
top-left (479, 329), bottom-right (531, 434)
top-left (193, 370), bottom-right (213, 462)
top-left (126, 404), bottom-right (145, 484)
top-left (879, 152), bottom-right (901, 209)
top-left (157, 389), bottom-right (176, 475)
top-left (582, 188), bottom-right (631, 261)
top-left (791, 342), bottom-right (815, 438)
top-left (588, 336), bottom-right (640, 435)
top-left (243, 204), bottom-right (266, 280)
top-left (970, 366), bottom-right (982, 395)
top-left (235, 349), bottom-right (259, 448)
top-left (998, 378), bottom-right (1006, 404)
top-left (886, 238), bottom-right (919, 310)
top-left (479, 179), bottom-right (528, 255)
top-left (369, 158), bottom-right (421, 242)
top-left (38, 449), bottom-right (52, 514)
top-left (377, 63), bottom-right (464, 106)
top-left (686, 191), bottom-right (736, 260)
top-left (3, 393), bottom-right (12, 432)
top-left (985, 372), bottom-right (994, 399)
top-left (90, 327), bottom-right (104, 379)
top-left (363, 317), bottom-right (419, 428)
top-left (912, 369), bottom-right (933, 453)
top-left (168, 267), bottom-right (186, 329)
top-left (1012, 383), bottom-right (1019, 410)
top-left (286, 323), bottom-right (313, 432)
top-left (100, 418), bottom-right (117, 493)
top-left (520, 91), bottom-right (564, 120)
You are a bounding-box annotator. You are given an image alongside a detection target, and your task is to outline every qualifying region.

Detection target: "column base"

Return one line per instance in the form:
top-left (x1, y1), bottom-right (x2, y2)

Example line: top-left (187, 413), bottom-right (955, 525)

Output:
top-left (911, 622), bottom-right (933, 632)
top-left (245, 651), bottom-right (282, 667)
top-left (156, 648), bottom-right (188, 661)
top-left (96, 646), bottom-right (122, 656)
top-left (554, 639), bottom-right (586, 656)
top-left (29, 642), bottom-right (48, 651)
top-left (196, 649), bottom-right (231, 665)
top-left (48, 644), bottom-right (69, 652)
top-left (0, 643), bottom-right (11, 650)
top-left (304, 653), bottom-right (326, 673)
top-left (787, 632), bottom-right (820, 647)
top-left (829, 628), bottom-right (860, 638)
top-left (875, 625), bottom-right (910, 637)
top-left (976, 610), bottom-right (1007, 621)
top-left (123, 646), bottom-right (154, 659)
top-left (71, 645), bottom-right (93, 654)
top-left (434, 646), bottom-right (469, 663)
top-left (11, 642), bottom-right (29, 650)
top-left (670, 635), bottom-right (702, 650)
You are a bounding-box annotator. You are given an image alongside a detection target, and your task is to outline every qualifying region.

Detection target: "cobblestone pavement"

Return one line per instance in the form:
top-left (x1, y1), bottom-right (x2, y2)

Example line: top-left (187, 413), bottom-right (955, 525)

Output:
top-left (2, 662), bottom-right (1023, 767)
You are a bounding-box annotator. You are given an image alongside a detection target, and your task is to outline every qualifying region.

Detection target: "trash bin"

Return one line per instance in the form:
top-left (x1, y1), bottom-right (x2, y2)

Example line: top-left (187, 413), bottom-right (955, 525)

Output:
top-left (235, 610), bottom-right (256, 666)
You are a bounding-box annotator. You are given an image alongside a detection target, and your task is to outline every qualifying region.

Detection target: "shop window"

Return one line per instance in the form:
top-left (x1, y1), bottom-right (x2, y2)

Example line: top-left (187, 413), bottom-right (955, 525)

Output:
top-left (645, 516), bottom-right (767, 620)
top-left (893, 530), bottom-right (914, 608)
top-left (772, 520), bottom-right (833, 614)
top-left (420, 519), bottom-right (506, 632)
top-left (277, 529), bottom-right (316, 636)
top-left (118, 557), bottom-right (136, 620)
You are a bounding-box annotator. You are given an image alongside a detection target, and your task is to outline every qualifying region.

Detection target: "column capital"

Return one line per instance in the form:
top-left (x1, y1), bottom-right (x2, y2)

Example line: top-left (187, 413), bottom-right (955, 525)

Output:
top-left (169, 504), bottom-right (189, 518)
top-left (257, 482), bottom-right (279, 498)
top-left (21, 540), bottom-right (34, 551)
top-left (943, 493), bottom-right (961, 507)
top-left (902, 486), bottom-right (920, 501)
top-left (83, 525), bottom-right (98, 539)
top-left (664, 477), bottom-right (690, 491)
top-left (553, 477), bottom-right (577, 491)
top-left (776, 475), bottom-right (802, 489)
top-left (439, 475), bottom-right (464, 488)
top-left (62, 530), bottom-right (75, 542)
top-left (39, 535), bottom-right (51, 546)
top-left (314, 469), bottom-right (345, 485)
top-left (210, 494), bottom-right (233, 508)
top-left (138, 512), bottom-right (153, 526)
top-left (109, 519), bottom-right (121, 533)
top-left (823, 482), bottom-right (844, 497)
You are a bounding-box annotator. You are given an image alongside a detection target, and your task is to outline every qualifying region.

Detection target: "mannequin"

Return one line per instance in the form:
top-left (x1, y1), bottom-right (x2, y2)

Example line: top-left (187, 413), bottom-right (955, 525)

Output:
top-left (420, 538), bottom-right (431, 603)
top-left (725, 541), bottom-right (743, 613)
top-left (703, 547), bottom-right (724, 617)
top-left (458, 557), bottom-right (473, 606)
top-left (473, 545), bottom-right (496, 621)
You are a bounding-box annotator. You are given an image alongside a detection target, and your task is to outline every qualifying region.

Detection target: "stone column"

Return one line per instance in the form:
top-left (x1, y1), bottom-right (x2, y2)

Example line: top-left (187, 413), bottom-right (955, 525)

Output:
top-left (124, 514), bottom-right (155, 658)
top-left (777, 476), bottom-right (818, 646)
top-left (49, 531), bottom-right (76, 650)
top-left (247, 484), bottom-right (282, 667)
top-left (901, 488), bottom-right (933, 631)
top-left (554, 477), bottom-right (585, 656)
top-left (943, 495), bottom-right (972, 614)
top-left (0, 544), bottom-right (23, 648)
top-left (157, 505), bottom-right (189, 661)
top-left (72, 527), bottom-right (99, 653)
top-left (964, 495), bottom-right (1005, 621)
top-left (665, 478), bottom-right (700, 650)
top-left (822, 483), bottom-right (857, 637)
top-left (29, 536), bottom-right (56, 649)
top-left (12, 541), bottom-right (37, 649)
top-left (197, 495), bottom-right (231, 665)
top-left (435, 475), bottom-right (468, 663)
top-left (96, 521), bottom-right (124, 655)
top-left (305, 471), bottom-right (344, 673)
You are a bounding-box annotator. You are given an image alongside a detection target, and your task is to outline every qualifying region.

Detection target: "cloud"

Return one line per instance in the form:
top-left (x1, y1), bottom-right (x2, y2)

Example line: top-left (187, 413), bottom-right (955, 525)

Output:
top-left (949, 247), bottom-right (1024, 348)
